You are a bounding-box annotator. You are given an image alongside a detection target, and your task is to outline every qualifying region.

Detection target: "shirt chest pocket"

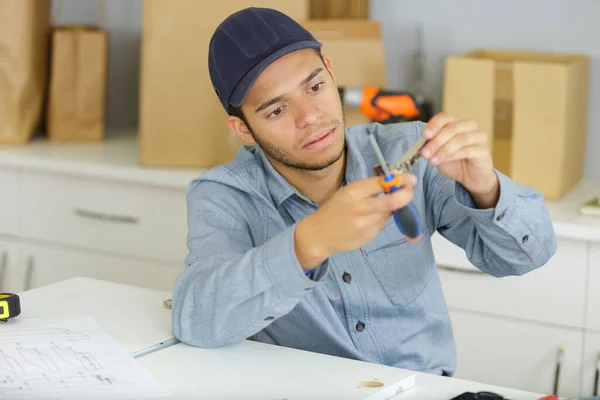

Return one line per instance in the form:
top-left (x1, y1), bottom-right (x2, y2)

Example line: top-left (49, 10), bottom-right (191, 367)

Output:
top-left (363, 219), bottom-right (435, 307)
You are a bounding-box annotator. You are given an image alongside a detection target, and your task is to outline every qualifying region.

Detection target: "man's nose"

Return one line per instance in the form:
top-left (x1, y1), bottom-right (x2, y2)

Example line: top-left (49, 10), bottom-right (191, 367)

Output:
top-left (294, 98), bottom-right (323, 129)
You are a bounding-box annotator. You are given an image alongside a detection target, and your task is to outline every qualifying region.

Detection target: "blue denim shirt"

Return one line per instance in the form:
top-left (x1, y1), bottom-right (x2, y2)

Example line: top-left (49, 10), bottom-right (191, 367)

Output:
top-left (172, 121), bottom-right (556, 376)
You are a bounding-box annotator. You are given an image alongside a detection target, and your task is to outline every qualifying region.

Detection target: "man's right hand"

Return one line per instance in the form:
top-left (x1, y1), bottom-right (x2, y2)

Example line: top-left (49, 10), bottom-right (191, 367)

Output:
top-left (294, 174), bottom-right (418, 270)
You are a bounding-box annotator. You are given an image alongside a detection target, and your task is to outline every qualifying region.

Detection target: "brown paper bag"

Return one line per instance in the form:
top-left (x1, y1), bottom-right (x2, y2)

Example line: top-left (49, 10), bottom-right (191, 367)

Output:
top-left (46, 25), bottom-right (108, 142)
top-left (0, 0), bottom-right (51, 144)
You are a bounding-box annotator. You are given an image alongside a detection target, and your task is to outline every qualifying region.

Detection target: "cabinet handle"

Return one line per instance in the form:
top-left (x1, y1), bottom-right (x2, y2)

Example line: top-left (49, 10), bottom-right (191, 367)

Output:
top-left (437, 264), bottom-right (485, 275)
top-left (0, 251), bottom-right (6, 290)
top-left (594, 351), bottom-right (600, 396)
top-left (74, 208), bottom-right (139, 224)
top-left (553, 345), bottom-right (564, 395)
top-left (24, 256), bottom-right (34, 291)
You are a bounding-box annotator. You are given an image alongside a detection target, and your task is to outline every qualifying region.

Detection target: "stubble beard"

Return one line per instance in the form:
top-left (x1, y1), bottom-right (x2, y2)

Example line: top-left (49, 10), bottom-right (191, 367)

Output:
top-left (250, 110), bottom-right (346, 172)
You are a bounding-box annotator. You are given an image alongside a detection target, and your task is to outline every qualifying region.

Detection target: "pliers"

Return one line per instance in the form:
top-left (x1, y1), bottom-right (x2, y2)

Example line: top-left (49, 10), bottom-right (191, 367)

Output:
top-left (367, 131), bottom-right (427, 242)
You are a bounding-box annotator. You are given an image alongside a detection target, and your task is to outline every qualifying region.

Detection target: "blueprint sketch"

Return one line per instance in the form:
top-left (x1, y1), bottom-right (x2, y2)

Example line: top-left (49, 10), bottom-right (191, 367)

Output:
top-left (0, 317), bottom-right (169, 399)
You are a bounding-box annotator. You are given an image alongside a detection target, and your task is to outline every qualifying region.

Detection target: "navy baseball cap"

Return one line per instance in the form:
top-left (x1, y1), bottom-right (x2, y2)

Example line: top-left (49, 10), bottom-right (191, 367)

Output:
top-left (208, 7), bottom-right (322, 115)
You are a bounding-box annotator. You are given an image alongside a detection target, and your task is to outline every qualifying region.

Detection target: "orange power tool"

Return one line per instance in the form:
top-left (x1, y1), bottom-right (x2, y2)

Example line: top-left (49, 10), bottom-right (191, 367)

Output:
top-left (338, 86), bottom-right (432, 124)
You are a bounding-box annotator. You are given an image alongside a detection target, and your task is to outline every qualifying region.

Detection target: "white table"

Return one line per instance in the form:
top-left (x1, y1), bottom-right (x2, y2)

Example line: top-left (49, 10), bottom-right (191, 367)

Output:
top-left (16, 276), bottom-right (174, 354)
top-left (138, 341), bottom-right (549, 400)
top-left (14, 278), bottom-right (552, 400)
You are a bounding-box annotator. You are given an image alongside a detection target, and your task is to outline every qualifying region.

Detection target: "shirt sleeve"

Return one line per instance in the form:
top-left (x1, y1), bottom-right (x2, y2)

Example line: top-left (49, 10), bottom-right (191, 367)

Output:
top-left (418, 123), bottom-right (557, 277)
top-left (171, 179), bottom-right (330, 348)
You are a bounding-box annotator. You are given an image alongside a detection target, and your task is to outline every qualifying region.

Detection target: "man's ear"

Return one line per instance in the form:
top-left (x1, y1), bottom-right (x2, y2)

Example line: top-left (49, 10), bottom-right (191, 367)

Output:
top-left (322, 55), bottom-right (336, 82)
top-left (226, 116), bottom-right (256, 145)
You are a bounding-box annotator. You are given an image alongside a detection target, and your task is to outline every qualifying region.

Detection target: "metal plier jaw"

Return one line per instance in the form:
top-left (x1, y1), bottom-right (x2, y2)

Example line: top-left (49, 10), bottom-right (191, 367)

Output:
top-left (390, 135), bottom-right (428, 174)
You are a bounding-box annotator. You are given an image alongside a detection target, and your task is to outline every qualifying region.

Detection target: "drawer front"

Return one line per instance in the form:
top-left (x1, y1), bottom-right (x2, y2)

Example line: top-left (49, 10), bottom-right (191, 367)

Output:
top-left (0, 168), bottom-right (19, 236)
top-left (20, 170), bottom-right (188, 263)
top-left (433, 233), bottom-right (588, 328)
top-left (21, 242), bottom-right (183, 292)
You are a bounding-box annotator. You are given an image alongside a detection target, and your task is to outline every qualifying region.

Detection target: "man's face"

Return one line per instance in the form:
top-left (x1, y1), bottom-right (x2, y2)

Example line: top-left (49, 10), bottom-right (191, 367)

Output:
top-left (233, 49), bottom-right (345, 172)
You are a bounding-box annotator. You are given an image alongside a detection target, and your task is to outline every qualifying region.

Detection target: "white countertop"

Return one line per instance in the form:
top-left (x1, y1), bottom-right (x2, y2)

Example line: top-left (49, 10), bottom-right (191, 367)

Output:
top-left (0, 133), bottom-right (205, 190)
top-left (1, 133), bottom-right (599, 242)
top-left (13, 277), bottom-right (550, 400)
top-left (17, 276), bottom-right (174, 354)
top-left (545, 180), bottom-right (600, 242)
top-left (138, 341), bottom-right (546, 400)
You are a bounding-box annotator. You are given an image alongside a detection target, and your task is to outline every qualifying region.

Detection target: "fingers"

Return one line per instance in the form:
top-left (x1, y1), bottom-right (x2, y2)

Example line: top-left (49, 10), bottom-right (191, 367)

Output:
top-left (347, 174), bottom-right (417, 198)
top-left (426, 130), bottom-right (488, 166)
top-left (346, 176), bottom-right (386, 197)
top-left (365, 177), bottom-right (416, 213)
top-left (421, 119), bottom-right (478, 157)
top-left (422, 112), bottom-right (459, 138)
top-left (439, 144), bottom-right (490, 164)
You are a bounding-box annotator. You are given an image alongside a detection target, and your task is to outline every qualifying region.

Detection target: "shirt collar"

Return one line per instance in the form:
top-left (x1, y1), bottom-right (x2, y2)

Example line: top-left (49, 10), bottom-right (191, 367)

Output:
top-left (256, 128), bottom-right (371, 207)
top-left (256, 147), bottom-right (297, 206)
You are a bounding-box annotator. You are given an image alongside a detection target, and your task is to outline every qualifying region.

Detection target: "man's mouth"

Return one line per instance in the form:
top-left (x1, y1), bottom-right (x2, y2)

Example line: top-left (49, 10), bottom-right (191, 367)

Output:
top-left (303, 128), bottom-right (335, 149)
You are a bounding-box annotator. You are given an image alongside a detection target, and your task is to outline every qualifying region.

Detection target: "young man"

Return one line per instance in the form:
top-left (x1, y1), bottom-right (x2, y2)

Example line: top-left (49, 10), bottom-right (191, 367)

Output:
top-left (172, 7), bottom-right (557, 376)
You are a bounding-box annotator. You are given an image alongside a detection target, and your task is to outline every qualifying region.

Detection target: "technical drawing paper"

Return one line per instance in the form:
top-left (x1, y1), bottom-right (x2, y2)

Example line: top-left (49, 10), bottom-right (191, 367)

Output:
top-left (0, 317), bottom-right (170, 399)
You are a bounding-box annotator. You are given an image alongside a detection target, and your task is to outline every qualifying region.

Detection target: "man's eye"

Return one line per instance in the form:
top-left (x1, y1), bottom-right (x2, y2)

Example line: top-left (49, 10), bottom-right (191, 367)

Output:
top-left (268, 106), bottom-right (284, 117)
top-left (310, 82), bottom-right (323, 92)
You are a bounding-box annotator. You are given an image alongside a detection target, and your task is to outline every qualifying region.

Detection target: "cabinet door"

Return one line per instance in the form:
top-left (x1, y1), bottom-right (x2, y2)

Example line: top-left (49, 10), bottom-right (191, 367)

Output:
top-left (0, 239), bottom-right (22, 292)
top-left (450, 310), bottom-right (583, 399)
top-left (435, 235), bottom-right (588, 329)
top-left (586, 243), bottom-right (600, 331)
top-left (20, 243), bottom-right (183, 292)
top-left (581, 332), bottom-right (600, 398)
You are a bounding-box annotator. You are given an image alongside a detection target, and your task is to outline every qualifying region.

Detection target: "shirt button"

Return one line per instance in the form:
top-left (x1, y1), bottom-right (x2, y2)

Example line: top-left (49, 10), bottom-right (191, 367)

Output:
top-left (496, 211), bottom-right (506, 221)
top-left (522, 235), bottom-right (529, 243)
top-left (356, 321), bottom-right (366, 332)
top-left (342, 272), bottom-right (352, 283)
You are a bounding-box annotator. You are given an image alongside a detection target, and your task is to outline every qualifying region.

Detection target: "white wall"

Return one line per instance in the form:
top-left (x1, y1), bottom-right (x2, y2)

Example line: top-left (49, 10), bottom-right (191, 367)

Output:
top-left (56, 0), bottom-right (600, 178)
top-left (370, 0), bottom-right (600, 179)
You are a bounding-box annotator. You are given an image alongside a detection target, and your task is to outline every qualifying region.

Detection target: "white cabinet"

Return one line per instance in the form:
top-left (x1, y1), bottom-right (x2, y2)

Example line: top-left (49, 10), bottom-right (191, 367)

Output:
top-left (19, 243), bottom-right (183, 293)
top-left (0, 167), bottom-right (19, 236)
top-left (587, 243), bottom-right (600, 332)
top-left (0, 239), bottom-right (22, 292)
top-left (0, 163), bottom-right (193, 294)
top-left (20, 170), bottom-right (188, 264)
top-left (433, 232), bottom-right (598, 400)
top-left (449, 310), bottom-right (583, 399)
top-left (0, 154), bottom-right (193, 293)
top-left (581, 332), bottom-right (600, 398)
top-left (435, 235), bottom-right (587, 328)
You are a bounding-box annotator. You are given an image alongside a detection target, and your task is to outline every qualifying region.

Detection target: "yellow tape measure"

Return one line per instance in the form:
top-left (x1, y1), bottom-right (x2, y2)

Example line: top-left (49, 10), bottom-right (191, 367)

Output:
top-left (0, 293), bottom-right (21, 322)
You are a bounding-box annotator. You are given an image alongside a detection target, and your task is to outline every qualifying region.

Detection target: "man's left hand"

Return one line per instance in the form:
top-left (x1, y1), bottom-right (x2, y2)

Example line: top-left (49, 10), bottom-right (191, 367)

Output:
top-left (419, 112), bottom-right (500, 209)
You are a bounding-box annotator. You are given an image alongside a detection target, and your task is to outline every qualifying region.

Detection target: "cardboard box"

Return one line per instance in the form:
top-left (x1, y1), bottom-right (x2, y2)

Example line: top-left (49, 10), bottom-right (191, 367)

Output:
top-left (442, 49), bottom-right (590, 200)
top-left (299, 20), bottom-right (386, 127)
top-left (309, 0), bottom-right (370, 19)
top-left (138, 1), bottom-right (309, 168)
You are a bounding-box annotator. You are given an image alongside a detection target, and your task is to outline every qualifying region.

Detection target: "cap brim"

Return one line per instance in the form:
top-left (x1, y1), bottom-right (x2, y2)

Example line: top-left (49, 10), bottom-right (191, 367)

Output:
top-left (228, 40), bottom-right (323, 111)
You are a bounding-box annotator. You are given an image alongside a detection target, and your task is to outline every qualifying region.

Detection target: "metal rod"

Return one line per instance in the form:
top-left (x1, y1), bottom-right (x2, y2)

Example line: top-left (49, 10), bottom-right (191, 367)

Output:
top-left (367, 131), bottom-right (391, 176)
top-left (594, 352), bottom-right (600, 396)
top-left (130, 337), bottom-right (180, 359)
top-left (553, 345), bottom-right (564, 395)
